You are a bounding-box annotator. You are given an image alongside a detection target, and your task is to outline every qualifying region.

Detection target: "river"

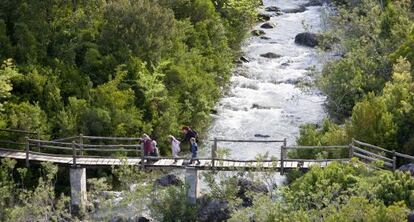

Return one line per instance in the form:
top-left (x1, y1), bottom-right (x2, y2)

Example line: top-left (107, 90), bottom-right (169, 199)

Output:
top-left (205, 0), bottom-right (330, 160)
top-left (92, 1), bottom-right (332, 219)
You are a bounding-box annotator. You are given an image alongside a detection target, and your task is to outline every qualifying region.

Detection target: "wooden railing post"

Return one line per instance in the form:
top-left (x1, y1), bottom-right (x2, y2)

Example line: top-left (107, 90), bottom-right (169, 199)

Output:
top-left (136, 140), bottom-right (140, 157)
top-left (212, 138), bottom-right (217, 168)
top-left (280, 138), bottom-right (287, 175)
top-left (36, 131), bottom-right (41, 152)
top-left (140, 141), bottom-right (145, 170)
top-left (25, 137), bottom-right (30, 167)
top-left (349, 139), bottom-right (355, 159)
top-left (79, 134), bottom-right (84, 156)
top-left (72, 141), bottom-right (77, 167)
top-left (392, 150), bottom-right (396, 171)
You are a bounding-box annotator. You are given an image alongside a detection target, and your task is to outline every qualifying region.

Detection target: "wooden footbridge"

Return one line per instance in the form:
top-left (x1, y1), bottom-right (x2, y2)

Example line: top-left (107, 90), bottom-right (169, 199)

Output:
top-left (0, 129), bottom-right (413, 173)
top-left (1, 128), bottom-right (414, 210)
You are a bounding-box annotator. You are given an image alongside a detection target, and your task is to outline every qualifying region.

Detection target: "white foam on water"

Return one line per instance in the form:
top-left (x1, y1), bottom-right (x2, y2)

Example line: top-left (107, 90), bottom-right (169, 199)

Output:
top-left (203, 0), bottom-right (329, 160)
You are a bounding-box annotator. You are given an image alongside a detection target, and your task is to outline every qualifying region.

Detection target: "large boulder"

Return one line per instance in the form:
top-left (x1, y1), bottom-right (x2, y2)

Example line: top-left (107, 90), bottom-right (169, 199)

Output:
top-left (260, 22), bottom-right (276, 29)
top-left (251, 29), bottom-right (266, 36)
top-left (198, 199), bottom-right (231, 222)
top-left (282, 5), bottom-right (307, 13)
top-left (265, 6), bottom-right (281, 12)
top-left (294, 32), bottom-right (321, 47)
top-left (260, 52), bottom-right (281, 59)
top-left (399, 163), bottom-right (414, 177)
top-left (154, 174), bottom-right (183, 187)
top-left (237, 178), bottom-right (268, 207)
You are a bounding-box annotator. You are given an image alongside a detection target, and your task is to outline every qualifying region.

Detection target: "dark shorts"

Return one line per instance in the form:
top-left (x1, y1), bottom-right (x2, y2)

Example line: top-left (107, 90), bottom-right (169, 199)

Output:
top-left (191, 151), bottom-right (197, 158)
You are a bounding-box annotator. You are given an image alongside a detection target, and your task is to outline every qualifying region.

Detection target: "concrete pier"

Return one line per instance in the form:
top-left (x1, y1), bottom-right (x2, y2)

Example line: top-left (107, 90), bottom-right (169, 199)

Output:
top-left (185, 167), bottom-right (200, 204)
top-left (70, 167), bottom-right (87, 215)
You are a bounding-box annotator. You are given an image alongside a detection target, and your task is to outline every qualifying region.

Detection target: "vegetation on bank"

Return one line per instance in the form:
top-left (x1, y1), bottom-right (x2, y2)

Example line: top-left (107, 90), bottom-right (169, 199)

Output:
top-left (0, 0), bottom-right (261, 153)
top-left (2, 157), bottom-right (413, 221)
top-left (297, 0), bottom-right (414, 156)
top-left (1, 0), bottom-right (414, 221)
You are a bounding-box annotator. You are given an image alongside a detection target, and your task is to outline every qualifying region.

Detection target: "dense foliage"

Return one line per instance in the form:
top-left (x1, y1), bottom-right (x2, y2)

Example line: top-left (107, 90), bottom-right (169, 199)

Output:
top-left (0, 0), bottom-right (260, 153)
top-left (230, 161), bottom-right (413, 221)
top-left (298, 0), bottom-right (414, 155)
top-left (0, 159), bottom-right (71, 221)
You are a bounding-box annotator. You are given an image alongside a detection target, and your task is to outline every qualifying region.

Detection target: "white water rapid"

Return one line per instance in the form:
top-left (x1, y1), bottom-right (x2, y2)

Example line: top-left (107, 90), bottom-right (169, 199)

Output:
top-left (205, 0), bottom-right (330, 160)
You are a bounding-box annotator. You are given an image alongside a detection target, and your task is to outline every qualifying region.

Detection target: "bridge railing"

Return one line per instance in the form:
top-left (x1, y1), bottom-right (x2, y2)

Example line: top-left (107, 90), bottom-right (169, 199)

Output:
top-left (281, 145), bottom-right (349, 174)
top-left (211, 138), bottom-right (286, 169)
top-left (350, 139), bottom-right (397, 170)
top-left (25, 137), bottom-right (142, 167)
top-left (0, 129), bottom-right (38, 150)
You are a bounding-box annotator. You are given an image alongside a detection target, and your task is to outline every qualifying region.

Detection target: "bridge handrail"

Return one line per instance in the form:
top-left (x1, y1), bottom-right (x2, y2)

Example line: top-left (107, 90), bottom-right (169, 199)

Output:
top-left (353, 140), bottom-right (393, 154)
top-left (81, 144), bottom-right (140, 148)
top-left (28, 139), bottom-right (73, 146)
top-left (284, 145), bottom-right (348, 150)
top-left (353, 152), bottom-right (394, 168)
top-left (81, 135), bottom-right (141, 141)
top-left (212, 139), bottom-right (285, 143)
top-left (52, 136), bottom-right (80, 142)
top-left (352, 146), bottom-right (393, 163)
top-left (0, 140), bottom-right (26, 146)
top-left (80, 147), bottom-right (138, 152)
top-left (286, 158), bottom-right (350, 162)
top-left (395, 152), bottom-right (414, 161)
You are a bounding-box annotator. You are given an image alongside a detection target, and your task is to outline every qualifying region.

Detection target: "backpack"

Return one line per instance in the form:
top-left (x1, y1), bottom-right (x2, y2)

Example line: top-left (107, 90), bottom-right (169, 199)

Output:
top-left (192, 129), bottom-right (198, 138)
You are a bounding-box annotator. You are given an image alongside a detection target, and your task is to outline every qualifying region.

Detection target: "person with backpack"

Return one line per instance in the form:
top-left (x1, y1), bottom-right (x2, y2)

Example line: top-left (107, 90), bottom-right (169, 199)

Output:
top-left (189, 137), bottom-right (200, 165)
top-left (181, 126), bottom-right (198, 145)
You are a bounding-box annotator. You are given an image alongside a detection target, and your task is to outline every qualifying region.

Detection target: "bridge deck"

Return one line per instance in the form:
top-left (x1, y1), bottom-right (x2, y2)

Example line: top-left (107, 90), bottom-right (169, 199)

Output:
top-left (0, 148), bottom-right (343, 171)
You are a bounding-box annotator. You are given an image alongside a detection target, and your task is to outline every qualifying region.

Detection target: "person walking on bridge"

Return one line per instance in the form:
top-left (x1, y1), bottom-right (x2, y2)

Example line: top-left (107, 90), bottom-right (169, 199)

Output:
top-left (168, 135), bottom-right (180, 163)
top-left (181, 126), bottom-right (198, 148)
top-left (189, 137), bottom-right (200, 165)
top-left (142, 134), bottom-right (154, 157)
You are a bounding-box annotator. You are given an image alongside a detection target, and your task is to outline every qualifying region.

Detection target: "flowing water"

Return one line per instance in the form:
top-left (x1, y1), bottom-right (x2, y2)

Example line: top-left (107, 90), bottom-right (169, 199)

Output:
top-left (204, 0), bottom-right (330, 160)
top-left (93, 1), bottom-right (333, 218)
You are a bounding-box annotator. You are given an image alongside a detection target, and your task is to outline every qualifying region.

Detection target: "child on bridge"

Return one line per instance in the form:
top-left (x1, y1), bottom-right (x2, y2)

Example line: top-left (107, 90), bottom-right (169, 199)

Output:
top-left (168, 135), bottom-right (180, 163)
top-left (189, 137), bottom-right (200, 165)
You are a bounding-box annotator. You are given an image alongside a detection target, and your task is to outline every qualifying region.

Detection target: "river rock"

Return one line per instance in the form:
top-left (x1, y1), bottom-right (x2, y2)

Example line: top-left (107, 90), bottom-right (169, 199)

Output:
top-left (251, 29), bottom-right (266, 36)
top-left (254, 134), bottom-right (270, 138)
top-left (398, 163), bottom-right (414, 177)
top-left (260, 36), bottom-right (271, 40)
top-left (237, 178), bottom-right (269, 207)
top-left (265, 6), bottom-right (281, 12)
top-left (294, 32), bottom-right (321, 47)
top-left (198, 199), bottom-right (231, 222)
top-left (258, 13), bottom-right (271, 21)
top-left (260, 22), bottom-right (276, 29)
top-left (109, 215), bottom-right (153, 222)
top-left (282, 5), bottom-right (307, 13)
top-left (260, 52), bottom-right (281, 59)
top-left (154, 174), bottom-right (183, 187)
top-left (239, 56), bottom-right (250, 63)
top-left (252, 104), bottom-right (271, 109)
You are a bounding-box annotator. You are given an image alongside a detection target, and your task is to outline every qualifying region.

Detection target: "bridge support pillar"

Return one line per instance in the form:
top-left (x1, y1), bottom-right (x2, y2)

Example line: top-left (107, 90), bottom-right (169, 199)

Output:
top-left (185, 167), bottom-right (200, 204)
top-left (70, 167), bottom-right (87, 215)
